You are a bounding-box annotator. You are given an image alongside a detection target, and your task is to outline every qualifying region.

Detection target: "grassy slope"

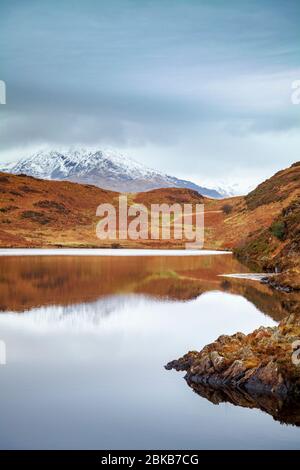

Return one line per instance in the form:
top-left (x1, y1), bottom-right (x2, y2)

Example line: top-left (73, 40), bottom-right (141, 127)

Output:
top-left (0, 173), bottom-right (119, 248)
top-left (233, 163), bottom-right (300, 288)
top-left (0, 173), bottom-right (208, 249)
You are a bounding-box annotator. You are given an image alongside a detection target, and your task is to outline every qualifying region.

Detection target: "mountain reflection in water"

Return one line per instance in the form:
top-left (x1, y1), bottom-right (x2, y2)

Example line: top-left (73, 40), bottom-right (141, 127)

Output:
top-left (0, 254), bottom-right (299, 320)
top-left (1, 253), bottom-right (300, 445)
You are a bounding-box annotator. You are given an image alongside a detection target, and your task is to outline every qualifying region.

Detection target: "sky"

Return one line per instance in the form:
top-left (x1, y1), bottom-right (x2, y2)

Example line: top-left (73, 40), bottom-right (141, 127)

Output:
top-left (0, 0), bottom-right (299, 193)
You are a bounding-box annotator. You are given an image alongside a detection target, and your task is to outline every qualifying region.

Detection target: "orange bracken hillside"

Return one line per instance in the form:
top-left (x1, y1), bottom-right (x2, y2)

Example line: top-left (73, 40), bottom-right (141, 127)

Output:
top-left (0, 173), bottom-right (119, 248)
top-left (0, 162), bottom-right (299, 289)
top-left (234, 162), bottom-right (300, 289)
top-left (0, 172), bottom-right (211, 249)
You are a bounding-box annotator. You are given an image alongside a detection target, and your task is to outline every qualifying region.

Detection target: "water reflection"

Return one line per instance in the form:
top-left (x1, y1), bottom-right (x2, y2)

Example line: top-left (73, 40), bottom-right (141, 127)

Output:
top-left (185, 379), bottom-right (300, 427)
top-left (0, 254), bottom-right (299, 319)
top-left (1, 254), bottom-right (300, 448)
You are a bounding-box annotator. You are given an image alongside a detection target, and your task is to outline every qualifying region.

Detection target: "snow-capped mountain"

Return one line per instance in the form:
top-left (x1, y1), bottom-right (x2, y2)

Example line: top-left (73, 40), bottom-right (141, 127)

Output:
top-left (0, 148), bottom-right (223, 198)
top-left (215, 184), bottom-right (253, 198)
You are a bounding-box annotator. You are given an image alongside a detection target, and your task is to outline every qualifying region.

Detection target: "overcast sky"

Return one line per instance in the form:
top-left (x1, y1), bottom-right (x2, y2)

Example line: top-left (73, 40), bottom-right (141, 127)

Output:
top-left (0, 0), bottom-right (299, 191)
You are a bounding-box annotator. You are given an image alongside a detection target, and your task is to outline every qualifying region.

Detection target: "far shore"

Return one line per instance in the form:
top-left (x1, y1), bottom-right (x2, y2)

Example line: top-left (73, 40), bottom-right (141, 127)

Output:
top-left (0, 248), bottom-right (232, 257)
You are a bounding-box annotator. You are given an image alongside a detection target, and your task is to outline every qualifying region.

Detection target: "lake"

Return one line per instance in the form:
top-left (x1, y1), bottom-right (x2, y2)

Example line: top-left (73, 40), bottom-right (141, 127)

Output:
top-left (0, 251), bottom-right (300, 449)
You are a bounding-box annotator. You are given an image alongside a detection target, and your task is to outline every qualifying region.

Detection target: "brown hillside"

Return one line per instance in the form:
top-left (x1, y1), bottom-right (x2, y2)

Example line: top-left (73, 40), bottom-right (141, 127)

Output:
top-left (0, 173), bottom-right (119, 248)
top-left (233, 163), bottom-right (300, 288)
top-left (246, 162), bottom-right (300, 210)
top-left (0, 163), bottom-right (299, 290)
top-left (133, 187), bottom-right (205, 207)
top-left (0, 173), bottom-right (212, 249)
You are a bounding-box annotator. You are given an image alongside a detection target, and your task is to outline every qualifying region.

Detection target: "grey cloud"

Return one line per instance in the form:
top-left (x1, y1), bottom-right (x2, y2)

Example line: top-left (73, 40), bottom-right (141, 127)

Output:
top-left (0, 0), bottom-right (300, 186)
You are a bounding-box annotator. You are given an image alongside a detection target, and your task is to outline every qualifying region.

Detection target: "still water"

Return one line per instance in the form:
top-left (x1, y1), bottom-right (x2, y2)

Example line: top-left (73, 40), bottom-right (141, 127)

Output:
top-left (0, 252), bottom-right (300, 449)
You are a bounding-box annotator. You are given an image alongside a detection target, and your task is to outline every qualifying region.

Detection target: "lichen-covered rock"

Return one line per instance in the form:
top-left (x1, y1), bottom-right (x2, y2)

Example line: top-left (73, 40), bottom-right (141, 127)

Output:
top-left (165, 314), bottom-right (300, 397)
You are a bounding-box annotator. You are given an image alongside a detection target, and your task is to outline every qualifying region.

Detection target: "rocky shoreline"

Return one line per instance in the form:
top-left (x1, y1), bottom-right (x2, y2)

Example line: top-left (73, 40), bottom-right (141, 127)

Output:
top-left (166, 314), bottom-right (300, 398)
top-left (262, 270), bottom-right (300, 293)
top-left (262, 277), bottom-right (295, 293)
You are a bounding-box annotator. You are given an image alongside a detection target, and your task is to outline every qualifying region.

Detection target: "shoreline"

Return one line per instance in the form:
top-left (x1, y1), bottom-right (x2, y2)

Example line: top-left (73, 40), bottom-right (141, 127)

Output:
top-left (0, 248), bottom-right (232, 257)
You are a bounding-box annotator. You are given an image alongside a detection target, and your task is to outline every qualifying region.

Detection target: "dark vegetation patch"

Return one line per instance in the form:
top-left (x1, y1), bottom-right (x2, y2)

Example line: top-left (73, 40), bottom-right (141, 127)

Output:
top-left (0, 175), bottom-right (9, 183)
top-left (269, 197), bottom-right (300, 245)
top-left (234, 230), bottom-right (274, 269)
top-left (21, 211), bottom-right (52, 225)
top-left (222, 204), bottom-right (233, 215)
top-left (19, 185), bottom-right (41, 194)
top-left (111, 243), bottom-right (121, 249)
top-left (270, 220), bottom-right (287, 241)
top-left (0, 205), bottom-right (18, 213)
top-left (36, 276), bottom-right (67, 289)
top-left (275, 197), bottom-right (300, 260)
top-left (20, 269), bottom-right (48, 281)
top-left (34, 200), bottom-right (70, 214)
top-left (17, 173), bottom-right (37, 180)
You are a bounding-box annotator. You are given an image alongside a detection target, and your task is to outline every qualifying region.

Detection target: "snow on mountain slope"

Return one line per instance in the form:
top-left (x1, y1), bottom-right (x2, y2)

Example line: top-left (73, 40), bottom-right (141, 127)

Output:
top-left (0, 148), bottom-right (224, 198)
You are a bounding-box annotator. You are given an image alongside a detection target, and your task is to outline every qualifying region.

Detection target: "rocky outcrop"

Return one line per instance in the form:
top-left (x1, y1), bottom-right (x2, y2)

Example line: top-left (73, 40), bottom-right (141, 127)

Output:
top-left (166, 314), bottom-right (300, 397)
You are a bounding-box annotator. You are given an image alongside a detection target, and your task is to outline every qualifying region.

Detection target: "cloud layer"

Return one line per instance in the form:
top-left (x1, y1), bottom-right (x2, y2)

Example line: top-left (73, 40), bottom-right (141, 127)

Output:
top-left (0, 0), bottom-right (299, 189)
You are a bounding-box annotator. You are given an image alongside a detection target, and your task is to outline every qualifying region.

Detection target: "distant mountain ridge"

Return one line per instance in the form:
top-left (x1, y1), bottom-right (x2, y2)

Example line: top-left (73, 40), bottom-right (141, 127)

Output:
top-left (0, 148), bottom-right (223, 198)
